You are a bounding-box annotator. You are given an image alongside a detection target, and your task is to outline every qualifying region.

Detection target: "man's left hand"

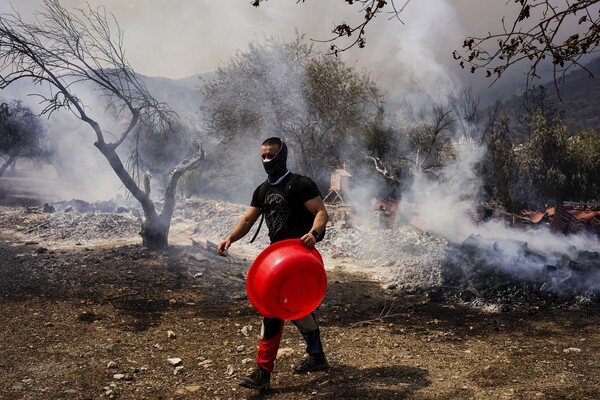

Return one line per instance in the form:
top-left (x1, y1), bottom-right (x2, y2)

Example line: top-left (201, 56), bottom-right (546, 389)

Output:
top-left (301, 232), bottom-right (317, 248)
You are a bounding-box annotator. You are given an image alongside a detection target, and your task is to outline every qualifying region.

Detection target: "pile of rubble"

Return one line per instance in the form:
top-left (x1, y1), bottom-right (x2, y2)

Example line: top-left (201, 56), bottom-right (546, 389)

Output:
top-left (474, 202), bottom-right (600, 238)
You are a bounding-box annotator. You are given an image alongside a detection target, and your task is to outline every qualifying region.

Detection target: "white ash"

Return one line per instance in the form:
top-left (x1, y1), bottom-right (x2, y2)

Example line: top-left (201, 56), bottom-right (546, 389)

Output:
top-left (0, 198), bottom-right (448, 290)
top-left (176, 199), bottom-right (447, 290)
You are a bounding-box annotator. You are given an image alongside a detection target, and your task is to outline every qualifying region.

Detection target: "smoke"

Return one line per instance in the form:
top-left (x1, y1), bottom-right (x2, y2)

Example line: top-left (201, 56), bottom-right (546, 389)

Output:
top-left (1, 1), bottom-right (531, 99)
top-left (403, 140), bottom-right (484, 240)
top-left (397, 135), bottom-right (600, 293)
top-left (0, 74), bottom-right (195, 203)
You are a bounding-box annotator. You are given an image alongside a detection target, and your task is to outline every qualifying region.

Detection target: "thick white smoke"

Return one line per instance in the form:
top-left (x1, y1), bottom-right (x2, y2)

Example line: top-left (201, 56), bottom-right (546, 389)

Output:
top-left (400, 137), bottom-right (599, 290)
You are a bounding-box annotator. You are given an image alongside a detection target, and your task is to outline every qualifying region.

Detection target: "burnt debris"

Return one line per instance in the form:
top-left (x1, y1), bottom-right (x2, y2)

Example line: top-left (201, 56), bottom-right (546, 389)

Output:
top-left (440, 234), bottom-right (600, 309)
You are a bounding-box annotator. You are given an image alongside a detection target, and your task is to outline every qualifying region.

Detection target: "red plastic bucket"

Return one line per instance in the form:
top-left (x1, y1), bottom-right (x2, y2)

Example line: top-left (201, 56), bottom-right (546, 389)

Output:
top-left (246, 238), bottom-right (327, 320)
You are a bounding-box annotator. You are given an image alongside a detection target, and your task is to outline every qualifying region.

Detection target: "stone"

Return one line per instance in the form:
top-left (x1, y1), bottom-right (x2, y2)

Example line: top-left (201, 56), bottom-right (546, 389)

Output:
top-left (107, 361), bottom-right (118, 369)
top-left (167, 357), bottom-right (182, 366)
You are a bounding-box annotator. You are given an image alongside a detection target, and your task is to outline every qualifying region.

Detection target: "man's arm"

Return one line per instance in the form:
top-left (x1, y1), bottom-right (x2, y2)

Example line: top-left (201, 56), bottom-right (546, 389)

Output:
top-left (300, 196), bottom-right (329, 248)
top-left (217, 206), bottom-right (261, 256)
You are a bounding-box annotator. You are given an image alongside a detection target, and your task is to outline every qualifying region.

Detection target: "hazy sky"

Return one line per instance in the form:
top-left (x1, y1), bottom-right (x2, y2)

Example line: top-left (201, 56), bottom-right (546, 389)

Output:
top-left (0, 0), bottom-right (527, 97)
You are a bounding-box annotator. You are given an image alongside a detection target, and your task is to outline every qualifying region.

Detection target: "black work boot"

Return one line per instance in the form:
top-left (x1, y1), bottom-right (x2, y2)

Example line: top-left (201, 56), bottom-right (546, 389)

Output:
top-left (239, 367), bottom-right (271, 390)
top-left (293, 354), bottom-right (329, 374)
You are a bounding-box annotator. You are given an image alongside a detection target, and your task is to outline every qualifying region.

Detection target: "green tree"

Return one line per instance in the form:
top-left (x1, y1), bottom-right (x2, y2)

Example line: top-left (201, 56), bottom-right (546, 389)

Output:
top-left (477, 106), bottom-right (523, 212)
top-left (200, 36), bottom-right (382, 196)
top-left (0, 101), bottom-right (49, 178)
top-left (516, 113), bottom-right (570, 206)
top-left (0, 0), bottom-right (203, 249)
top-left (400, 97), bottom-right (457, 177)
top-left (301, 52), bottom-right (382, 179)
top-left (564, 129), bottom-right (600, 201)
top-left (514, 85), bottom-right (565, 139)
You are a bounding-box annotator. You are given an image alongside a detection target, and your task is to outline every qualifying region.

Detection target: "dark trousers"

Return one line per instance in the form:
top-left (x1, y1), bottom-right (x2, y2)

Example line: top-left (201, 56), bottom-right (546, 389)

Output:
top-left (256, 312), bottom-right (324, 373)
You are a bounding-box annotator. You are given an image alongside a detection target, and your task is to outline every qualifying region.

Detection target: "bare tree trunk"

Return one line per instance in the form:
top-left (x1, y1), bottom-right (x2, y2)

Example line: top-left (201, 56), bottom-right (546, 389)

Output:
top-left (143, 150), bottom-right (204, 249)
top-left (140, 214), bottom-right (170, 250)
top-left (93, 141), bottom-right (166, 248)
top-left (95, 140), bottom-right (203, 250)
top-left (0, 155), bottom-right (16, 178)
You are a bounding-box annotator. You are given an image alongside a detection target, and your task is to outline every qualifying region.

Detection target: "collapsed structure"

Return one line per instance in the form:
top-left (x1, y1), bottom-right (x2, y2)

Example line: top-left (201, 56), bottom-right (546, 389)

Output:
top-left (473, 202), bottom-right (600, 240)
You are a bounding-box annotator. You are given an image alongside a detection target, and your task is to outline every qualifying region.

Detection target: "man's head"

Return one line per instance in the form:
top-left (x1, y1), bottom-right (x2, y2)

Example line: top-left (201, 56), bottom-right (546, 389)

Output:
top-left (261, 137), bottom-right (288, 183)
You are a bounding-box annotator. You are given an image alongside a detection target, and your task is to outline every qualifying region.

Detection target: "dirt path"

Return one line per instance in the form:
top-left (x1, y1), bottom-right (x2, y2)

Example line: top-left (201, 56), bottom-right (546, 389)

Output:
top-left (1, 227), bottom-right (599, 400)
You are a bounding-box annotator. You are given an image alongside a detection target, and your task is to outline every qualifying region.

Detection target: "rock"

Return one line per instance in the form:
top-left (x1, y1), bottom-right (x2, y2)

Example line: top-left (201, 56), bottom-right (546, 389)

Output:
top-left (107, 361), bottom-right (118, 369)
top-left (113, 373), bottom-right (125, 380)
top-left (236, 345), bottom-right (245, 352)
top-left (167, 330), bottom-right (176, 339)
top-left (226, 365), bottom-right (234, 376)
top-left (563, 347), bottom-right (582, 353)
top-left (167, 357), bottom-right (182, 366)
top-left (241, 325), bottom-right (253, 336)
top-left (188, 252), bottom-right (208, 263)
top-left (198, 359), bottom-right (214, 368)
top-left (428, 288), bottom-right (446, 302)
top-left (277, 347), bottom-right (294, 358)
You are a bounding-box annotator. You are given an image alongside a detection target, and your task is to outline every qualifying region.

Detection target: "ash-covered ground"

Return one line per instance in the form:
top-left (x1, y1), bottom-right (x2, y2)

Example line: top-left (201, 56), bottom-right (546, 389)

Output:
top-left (2, 197), bottom-right (598, 313)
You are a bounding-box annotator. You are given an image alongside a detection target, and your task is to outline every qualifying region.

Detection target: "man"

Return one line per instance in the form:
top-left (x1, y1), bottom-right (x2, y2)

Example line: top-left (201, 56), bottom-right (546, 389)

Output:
top-left (217, 137), bottom-right (329, 391)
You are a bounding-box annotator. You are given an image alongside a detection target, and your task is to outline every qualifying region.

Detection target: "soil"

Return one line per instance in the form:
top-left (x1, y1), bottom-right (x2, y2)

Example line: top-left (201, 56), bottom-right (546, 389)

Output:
top-left (0, 199), bottom-right (599, 399)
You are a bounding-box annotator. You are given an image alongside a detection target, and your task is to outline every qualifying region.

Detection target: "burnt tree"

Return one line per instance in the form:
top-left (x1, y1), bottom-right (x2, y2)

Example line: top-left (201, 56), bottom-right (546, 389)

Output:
top-left (0, 0), bottom-right (203, 249)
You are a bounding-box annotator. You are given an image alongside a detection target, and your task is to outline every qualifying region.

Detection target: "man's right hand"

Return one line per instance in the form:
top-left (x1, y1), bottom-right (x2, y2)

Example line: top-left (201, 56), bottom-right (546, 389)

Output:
top-left (216, 206), bottom-right (261, 257)
top-left (217, 239), bottom-right (231, 257)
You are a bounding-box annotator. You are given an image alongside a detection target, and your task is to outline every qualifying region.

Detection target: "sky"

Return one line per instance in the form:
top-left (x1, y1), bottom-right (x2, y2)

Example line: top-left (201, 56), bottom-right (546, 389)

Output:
top-left (0, 0), bottom-right (528, 99)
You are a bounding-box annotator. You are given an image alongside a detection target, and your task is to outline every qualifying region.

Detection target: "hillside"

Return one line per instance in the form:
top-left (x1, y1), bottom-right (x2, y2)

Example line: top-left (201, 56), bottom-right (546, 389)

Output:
top-left (0, 72), bottom-right (209, 126)
top-left (501, 58), bottom-right (600, 132)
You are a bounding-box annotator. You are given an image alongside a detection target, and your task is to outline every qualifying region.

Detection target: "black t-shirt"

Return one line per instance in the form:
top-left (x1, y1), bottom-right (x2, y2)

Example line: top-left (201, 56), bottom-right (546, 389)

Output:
top-left (251, 173), bottom-right (320, 243)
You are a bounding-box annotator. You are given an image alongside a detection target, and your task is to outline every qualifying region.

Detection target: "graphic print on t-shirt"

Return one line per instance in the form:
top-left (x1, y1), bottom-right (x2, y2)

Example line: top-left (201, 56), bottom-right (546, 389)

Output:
top-left (264, 192), bottom-right (288, 239)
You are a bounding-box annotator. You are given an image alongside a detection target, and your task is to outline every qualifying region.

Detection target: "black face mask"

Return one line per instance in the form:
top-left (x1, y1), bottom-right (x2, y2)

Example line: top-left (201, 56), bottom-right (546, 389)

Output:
top-left (262, 140), bottom-right (288, 183)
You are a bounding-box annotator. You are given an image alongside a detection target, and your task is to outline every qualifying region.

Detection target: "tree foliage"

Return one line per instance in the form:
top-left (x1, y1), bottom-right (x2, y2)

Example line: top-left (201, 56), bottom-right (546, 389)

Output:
top-left (0, 0), bottom-right (203, 249)
top-left (564, 129), bottom-right (600, 201)
top-left (455, 0), bottom-right (600, 85)
top-left (200, 36), bottom-right (382, 196)
top-left (0, 100), bottom-right (49, 177)
top-left (477, 106), bottom-right (523, 212)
